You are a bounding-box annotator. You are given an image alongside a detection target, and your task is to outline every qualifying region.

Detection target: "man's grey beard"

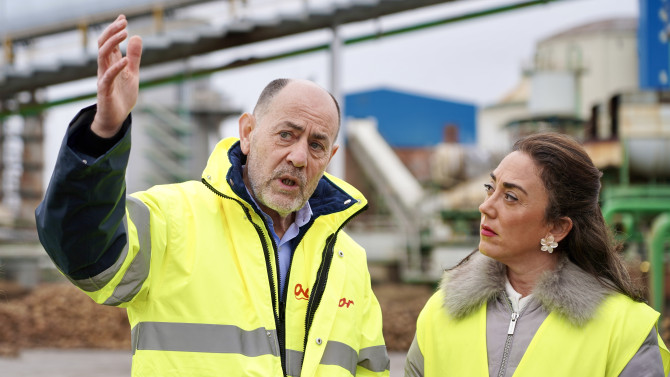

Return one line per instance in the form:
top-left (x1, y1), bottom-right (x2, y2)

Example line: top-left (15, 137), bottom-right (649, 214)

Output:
top-left (250, 166), bottom-right (307, 216)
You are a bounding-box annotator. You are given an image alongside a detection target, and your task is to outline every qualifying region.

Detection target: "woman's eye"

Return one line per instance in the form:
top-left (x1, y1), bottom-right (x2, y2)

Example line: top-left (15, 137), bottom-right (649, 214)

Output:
top-left (504, 193), bottom-right (518, 201)
top-left (483, 183), bottom-right (493, 193)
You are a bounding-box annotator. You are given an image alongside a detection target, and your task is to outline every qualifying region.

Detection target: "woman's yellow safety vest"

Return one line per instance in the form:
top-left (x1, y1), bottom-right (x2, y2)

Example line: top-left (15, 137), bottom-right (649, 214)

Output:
top-left (416, 290), bottom-right (670, 376)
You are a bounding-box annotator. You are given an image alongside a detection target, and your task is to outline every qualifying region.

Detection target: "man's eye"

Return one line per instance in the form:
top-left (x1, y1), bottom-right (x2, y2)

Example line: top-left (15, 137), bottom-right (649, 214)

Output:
top-left (310, 142), bottom-right (324, 151)
top-left (279, 131), bottom-right (291, 139)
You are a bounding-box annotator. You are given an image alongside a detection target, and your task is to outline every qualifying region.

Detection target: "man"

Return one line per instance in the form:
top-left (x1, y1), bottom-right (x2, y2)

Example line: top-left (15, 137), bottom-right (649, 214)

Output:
top-left (36, 15), bottom-right (389, 377)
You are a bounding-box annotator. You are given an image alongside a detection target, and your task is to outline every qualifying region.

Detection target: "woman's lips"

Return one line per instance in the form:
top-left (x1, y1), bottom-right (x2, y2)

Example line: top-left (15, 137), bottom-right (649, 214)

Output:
top-left (481, 225), bottom-right (497, 237)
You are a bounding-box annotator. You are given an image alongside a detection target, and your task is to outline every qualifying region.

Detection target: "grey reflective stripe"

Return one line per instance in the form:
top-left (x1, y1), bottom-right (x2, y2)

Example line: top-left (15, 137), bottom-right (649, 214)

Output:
top-left (131, 322), bottom-right (279, 358)
top-left (131, 321), bottom-right (140, 356)
top-left (404, 335), bottom-right (424, 377)
top-left (322, 341), bottom-right (358, 375)
top-left (103, 196), bottom-right (152, 306)
top-left (288, 341), bottom-right (390, 376)
top-left (286, 349), bottom-right (304, 377)
top-left (71, 216), bottom-right (130, 292)
top-left (358, 345), bottom-right (390, 373)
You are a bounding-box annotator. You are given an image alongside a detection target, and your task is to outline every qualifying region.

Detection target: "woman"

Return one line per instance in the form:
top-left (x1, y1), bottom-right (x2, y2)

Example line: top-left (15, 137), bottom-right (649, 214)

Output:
top-left (405, 132), bottom-right (670, 376)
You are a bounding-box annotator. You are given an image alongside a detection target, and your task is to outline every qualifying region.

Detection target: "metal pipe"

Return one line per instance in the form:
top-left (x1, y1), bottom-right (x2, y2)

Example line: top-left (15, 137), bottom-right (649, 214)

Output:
top-left (78, 22), bottom-right (88, 53)
top-left (620, 212), bottom-right (636, 236)
top-left (329, 20), bottom-right (344, 179)
top-left (1, 0), bottom-right (562, 119)
top-left (602, 198), bottom-right (670, 225)
top-left (2, 0), bottom-right (220, 43)
top-left (3, 36), bottom-right (13, 65)
top-left (153, 6), bottom-right (165, 35)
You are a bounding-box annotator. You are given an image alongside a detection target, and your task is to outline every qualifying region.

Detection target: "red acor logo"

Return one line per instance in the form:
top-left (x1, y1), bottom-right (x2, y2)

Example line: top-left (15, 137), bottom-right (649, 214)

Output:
top-left (339, 297), bottom-right (354, 308)
top-left (295, 284), bottom-right (309, 300)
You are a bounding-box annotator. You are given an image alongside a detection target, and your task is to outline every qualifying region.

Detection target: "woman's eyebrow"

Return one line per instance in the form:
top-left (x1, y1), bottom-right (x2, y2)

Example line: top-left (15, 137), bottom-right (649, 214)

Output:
top-left (490, 172), bottom-right (528, 196)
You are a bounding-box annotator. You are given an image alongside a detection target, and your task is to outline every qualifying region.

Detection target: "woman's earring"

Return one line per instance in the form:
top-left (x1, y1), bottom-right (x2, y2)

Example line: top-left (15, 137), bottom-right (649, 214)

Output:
top-left (541, 234), bottom-right (558, 253)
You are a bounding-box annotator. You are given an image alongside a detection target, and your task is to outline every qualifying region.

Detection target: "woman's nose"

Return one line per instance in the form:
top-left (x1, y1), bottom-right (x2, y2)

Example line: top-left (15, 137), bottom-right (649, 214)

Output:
top-left (479, 195), bottom-right (494, 219)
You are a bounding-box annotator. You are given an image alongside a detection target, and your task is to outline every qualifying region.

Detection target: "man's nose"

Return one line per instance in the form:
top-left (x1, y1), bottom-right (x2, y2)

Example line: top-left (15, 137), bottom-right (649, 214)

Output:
top-left (287, 142), bottom-right (307, 168)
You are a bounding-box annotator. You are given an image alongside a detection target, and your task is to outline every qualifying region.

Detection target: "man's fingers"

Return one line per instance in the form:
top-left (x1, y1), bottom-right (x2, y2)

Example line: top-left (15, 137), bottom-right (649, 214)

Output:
top-left (98, 29), bottom-right (127, 61)
top-left (97, 15), bottom-right (127, 74)
top-left (98, 15), bottom-right (127, 49)
top-left (99, 58), bottom-right (128, 95)
top-left (126, 36), bottom-right (143, 74)
top-left (97, 29), bottom-right (127, 75)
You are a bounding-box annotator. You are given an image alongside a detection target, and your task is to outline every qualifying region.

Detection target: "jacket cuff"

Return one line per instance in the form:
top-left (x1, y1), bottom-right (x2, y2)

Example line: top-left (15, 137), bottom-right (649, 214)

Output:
top-left (67, 104), bottom-right (131, 158)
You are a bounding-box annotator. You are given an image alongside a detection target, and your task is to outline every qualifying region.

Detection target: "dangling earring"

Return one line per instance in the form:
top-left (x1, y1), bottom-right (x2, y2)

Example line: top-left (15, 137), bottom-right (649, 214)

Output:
top-left (541, 234), bottom-right (558, 253)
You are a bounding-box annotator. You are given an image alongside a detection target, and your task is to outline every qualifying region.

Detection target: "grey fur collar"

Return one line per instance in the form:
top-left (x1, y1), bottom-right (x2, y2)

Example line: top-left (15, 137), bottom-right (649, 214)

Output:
top-left (440, 252), bottom-right (612, 327)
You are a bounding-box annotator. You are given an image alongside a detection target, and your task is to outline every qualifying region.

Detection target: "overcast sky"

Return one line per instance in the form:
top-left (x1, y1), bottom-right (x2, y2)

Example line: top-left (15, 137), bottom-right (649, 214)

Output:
top-left (37, 0), bottom-right (639, 189)
top-left (208, 0), bottom-right (638, 111)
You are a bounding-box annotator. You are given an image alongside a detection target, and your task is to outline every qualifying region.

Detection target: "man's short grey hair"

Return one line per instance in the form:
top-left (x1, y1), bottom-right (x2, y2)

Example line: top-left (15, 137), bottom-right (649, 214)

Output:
top-left (252, 78), bottom-right (341, 137)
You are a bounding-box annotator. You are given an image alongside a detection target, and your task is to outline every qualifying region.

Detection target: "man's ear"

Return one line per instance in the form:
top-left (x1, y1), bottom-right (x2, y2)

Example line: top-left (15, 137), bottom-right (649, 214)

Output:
top-left (239, 113), bottom-right (255, 155)
top-left (550, 216), bottom-right (573, 243)
top-left (328, 144), bottom-right (339, 163)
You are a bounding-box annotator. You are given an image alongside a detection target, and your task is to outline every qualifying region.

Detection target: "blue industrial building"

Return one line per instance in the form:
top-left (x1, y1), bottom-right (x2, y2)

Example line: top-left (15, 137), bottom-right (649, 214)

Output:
top-left (345, 88), bottom-right (477, 147)
top-left (638, 0), bottom-right (670, 90)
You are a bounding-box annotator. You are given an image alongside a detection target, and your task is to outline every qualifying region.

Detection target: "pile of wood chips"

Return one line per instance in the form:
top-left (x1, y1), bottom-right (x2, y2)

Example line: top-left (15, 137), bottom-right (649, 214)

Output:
top-left (0, 281), bottom-right (432, 357)
top-left (0, 282), bottom-right (129, 357)
top-left (374, 283), bottom-right (434, 351)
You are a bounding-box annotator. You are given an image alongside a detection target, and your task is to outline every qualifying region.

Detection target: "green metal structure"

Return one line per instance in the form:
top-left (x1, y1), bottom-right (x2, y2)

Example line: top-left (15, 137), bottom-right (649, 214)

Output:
top-left (601, 149), bottom-right (670, 314)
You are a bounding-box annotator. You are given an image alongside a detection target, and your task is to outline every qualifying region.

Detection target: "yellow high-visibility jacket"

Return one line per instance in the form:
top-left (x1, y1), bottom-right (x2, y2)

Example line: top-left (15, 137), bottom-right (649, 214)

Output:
top-left (415, 290), bottom-right (668, 376)
top-left (406, 252), bottom-right (670, 377)
top-left (36, 108), bottom-right (389, 377)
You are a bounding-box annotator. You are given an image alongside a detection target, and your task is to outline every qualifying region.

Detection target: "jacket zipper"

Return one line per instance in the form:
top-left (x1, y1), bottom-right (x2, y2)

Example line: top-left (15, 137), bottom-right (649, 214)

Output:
top-left (302, 233), bottom-right (336, 354)
top-left (202, 179), bottom-right (286, 376)
top-left (302, 202), bottom-right (367, 359)
top-left (497, 293), bottom-right (533, 377)
top-left (497, 308), bottom-right (519, 377)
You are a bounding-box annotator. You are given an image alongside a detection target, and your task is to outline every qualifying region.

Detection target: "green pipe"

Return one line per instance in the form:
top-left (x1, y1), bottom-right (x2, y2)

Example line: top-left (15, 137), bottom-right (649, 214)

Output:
top-left (649, 212), bottom-right (670, 313)
top-left (0, 44), bottom-right (330, 118)
top-left (618, 212), bottom-right (637, 240)
top-left (602, 186), bottom-right (670, 201)
top-left (602, 199), bottom-right (670, 225)
top-left (621, 212), bottom-right (635, 234)
top-left (0, 0), bottom-right (562, 119)
top-left (344, 0), bottom-right (559, 45)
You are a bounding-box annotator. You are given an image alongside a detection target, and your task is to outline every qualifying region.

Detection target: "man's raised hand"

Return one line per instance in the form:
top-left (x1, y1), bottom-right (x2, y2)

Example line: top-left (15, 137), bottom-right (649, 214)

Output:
top-left (91, 14), bottom-right (143, 138)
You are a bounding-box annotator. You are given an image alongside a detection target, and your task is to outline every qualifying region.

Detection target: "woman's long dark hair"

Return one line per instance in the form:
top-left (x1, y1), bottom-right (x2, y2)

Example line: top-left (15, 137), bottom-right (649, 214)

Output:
top-left (513, 132), bottom-right (644, 301)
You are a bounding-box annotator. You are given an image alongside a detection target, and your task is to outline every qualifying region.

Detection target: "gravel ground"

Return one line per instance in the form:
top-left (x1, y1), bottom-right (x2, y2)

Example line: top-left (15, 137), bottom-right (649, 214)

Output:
top-left (0, 349), bottom-right (132, 377)
top-left (0, 349), bottom-right (408, 376)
